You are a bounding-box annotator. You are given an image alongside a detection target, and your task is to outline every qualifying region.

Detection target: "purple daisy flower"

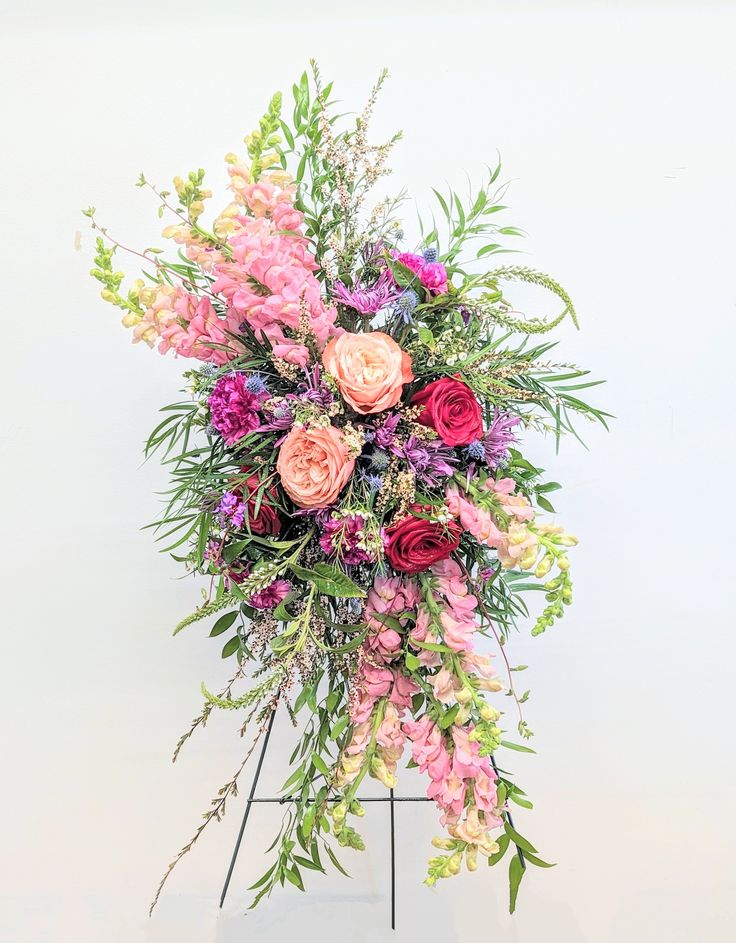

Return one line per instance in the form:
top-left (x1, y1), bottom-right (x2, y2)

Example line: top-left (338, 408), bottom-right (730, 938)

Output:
top-left (391, 435), bottom-right (458, 487)
top-left (483, 410), bottom-right (520, 467)
top-left (373, 412), bottom-right (401, 449)
top-left (332, 270), bottom-right (398, 315)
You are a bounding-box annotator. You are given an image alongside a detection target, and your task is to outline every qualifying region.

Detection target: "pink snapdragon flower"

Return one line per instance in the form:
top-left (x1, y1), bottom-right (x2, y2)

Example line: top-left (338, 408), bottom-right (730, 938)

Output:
top-left (154, 293), bottom-right (241, 365)
top-left (210, 190), bottom-right (340, 352)
top-left (445, 483), bottom-right (503, 548)
top-left (485, 477), bottom-right (535, 522)
top-left (431, 666), bottom-right (459, 704)
top-left (431, 558), bottom-right (480, 654)
top-left (271, 341), bottom-right (311, 367)
top-left (365, 575), bottom-right (421, 662)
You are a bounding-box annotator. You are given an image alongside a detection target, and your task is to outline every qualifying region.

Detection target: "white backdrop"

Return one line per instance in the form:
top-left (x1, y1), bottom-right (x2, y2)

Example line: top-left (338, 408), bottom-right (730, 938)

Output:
top-left (2, 2), bottom-right (735, 941)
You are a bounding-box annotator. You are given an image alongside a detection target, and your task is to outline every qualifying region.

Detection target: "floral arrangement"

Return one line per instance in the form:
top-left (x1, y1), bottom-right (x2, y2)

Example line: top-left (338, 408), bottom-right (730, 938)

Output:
top-left (85, 66), bottom-right (606, 915)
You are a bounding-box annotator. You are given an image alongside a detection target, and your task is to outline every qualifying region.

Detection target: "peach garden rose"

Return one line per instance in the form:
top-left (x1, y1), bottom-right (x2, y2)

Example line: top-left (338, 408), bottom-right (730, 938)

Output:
top-left (322, 331), bottom-right (413, 415)
top-left (276, 423), bottom-right (355, 509)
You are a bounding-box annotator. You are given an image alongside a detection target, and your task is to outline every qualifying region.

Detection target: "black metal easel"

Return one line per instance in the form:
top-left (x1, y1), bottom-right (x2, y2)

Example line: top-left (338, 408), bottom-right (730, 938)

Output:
top-left (218, 710), bottom-right (525, 929)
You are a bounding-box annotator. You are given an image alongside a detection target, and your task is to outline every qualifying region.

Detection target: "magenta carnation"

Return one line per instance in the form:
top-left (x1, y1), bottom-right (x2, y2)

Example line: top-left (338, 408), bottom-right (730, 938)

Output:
top-left (208, 373), bottom-right (262, 445)
top-left (418, 261), bottom-right (448, 294)
top-left (249, 579), bottom-right (291, 610)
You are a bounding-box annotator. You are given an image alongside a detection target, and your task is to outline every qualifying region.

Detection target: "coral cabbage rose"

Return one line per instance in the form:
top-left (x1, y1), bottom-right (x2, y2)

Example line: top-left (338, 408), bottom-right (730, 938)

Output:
top-left (276, 424), bottom-right (355, 509)
top-left (322, 331), bottom-right (413, 415)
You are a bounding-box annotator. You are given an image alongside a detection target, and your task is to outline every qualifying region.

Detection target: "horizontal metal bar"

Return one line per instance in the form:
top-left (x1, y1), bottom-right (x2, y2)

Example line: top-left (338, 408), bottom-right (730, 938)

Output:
top-left (248, 795), bottom-right (432, 804)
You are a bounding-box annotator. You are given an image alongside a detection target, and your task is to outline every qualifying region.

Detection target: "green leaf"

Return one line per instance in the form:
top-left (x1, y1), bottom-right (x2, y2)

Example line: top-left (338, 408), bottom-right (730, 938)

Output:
top-left (209, 611), bottom-right (238, 637)
top-left (412, 639), bottom-right (453, 654)
top-left (324, 843), bottom-right (350, 877)
top-left (509, 793), bottom-right (534, 810)
top-left (504, 822), bottom-right (538, 854)
top-left (536, 481), bottom-right (562, 493)
top-left (247, 862), bottom-right (277, 890)
top-left (221, 635), bottom-right (240, 659)
top-left (273, 598), bottom-right (297, 622)
top-left (509, 854), bottom-right (525, 913)
top-left (405, 653), bottom-right (421, 671)
top-left (293, 683), bottom-right (314, 713)
top-left (536, 495), bottom-right (556, 513)
top-left (285, 866), bottom-right (304, 891)
top-left (293, 853), bottom-right (324, 872)
top-left (310, 752), bottom-right (331, 777)
top-left (281, 764), bottom-right (305, 793)
top-left (289, 563), bottom-right (365, 598)
top-left (522, 850), bottom-right (555, 868)
top-left (329, 715), bottom-right (350, 741)
top-left (488, 833), bottom-right (510, 867)
top-left (501, 740), bottom-right (536, 754)
top-left (438, 704), bottom-right (459, 729)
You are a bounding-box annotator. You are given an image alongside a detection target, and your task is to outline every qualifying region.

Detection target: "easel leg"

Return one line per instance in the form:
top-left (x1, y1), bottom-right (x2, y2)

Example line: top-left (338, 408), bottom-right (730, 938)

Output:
top-left (219, 708), bottom-right (277, 908)
top-left (389, 787), bottom-right (396, 930)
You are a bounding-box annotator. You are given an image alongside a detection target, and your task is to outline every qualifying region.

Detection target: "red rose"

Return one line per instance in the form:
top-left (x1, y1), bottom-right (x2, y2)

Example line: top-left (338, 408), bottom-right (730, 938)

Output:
top-left (238, 472), bottom-right (282, 536)
top-left (385, 507), bottom-right (461, 574)
top-left (411, 376), bottom-right (483, 446)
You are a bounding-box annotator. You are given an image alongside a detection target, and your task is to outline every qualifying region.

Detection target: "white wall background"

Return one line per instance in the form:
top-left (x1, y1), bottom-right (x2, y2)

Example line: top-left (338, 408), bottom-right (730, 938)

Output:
top-left (2, 2), bottom-right (735, 941)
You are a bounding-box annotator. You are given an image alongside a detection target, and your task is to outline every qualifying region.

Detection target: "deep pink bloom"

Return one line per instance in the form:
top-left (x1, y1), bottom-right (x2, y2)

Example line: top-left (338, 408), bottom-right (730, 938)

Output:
top-left (249, 579), bottom-right (291, 610)
top-left (208, 373), bottom-right (262, 445)
top-left (418, 261), bottom-right (448, 294)
top-left (395, 252), bottom-right (424, 274)
top-left (319, 513), bottom-right (373, 565)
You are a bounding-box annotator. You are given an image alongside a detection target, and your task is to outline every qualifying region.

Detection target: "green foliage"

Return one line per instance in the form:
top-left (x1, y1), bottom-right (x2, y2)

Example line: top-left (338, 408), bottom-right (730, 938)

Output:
top-left (85, 66), bottom-right (607, 918)
top-left (246, 92), bottom-right (283, 181)
top-left (88, 234), bottom-right (143, 315)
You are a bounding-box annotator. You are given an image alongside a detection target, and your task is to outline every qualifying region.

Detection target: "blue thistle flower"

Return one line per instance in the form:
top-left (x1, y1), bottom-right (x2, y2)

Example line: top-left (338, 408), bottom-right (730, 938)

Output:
top-left (369, 449), bottom-right (390, 471)
top-left (245, 374), bottom-right (269, 396)
top-left (422, 246), bottom-right (438, 263)
top-left (363, 473), bottom-right (384, 493)
top-left (199, 363), bottom-right (218, 378)
top-left (347, 598), bottom-right (364, 616)
top-left (394, 288), bottom-right (419, 324)
top-left (465, 439), bottom-right (486, 462)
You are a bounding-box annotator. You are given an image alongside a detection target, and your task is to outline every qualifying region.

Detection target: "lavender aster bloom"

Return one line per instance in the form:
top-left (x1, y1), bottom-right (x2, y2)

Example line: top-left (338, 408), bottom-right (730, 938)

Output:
top-left (392, 436), bottom-right (458, 487)
top-left (393, 288), bottom-right (419, 324)
top-left (483, 410), bottom-right (521, 467)
top-left (332, 270), bottom-right (397, 315)
top-left (291, 365), bottom-right (334, 408)
top-left (260, 402), bottom-right (294, 432)
top-left (373, 413), bottom-right (401, 449)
